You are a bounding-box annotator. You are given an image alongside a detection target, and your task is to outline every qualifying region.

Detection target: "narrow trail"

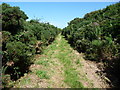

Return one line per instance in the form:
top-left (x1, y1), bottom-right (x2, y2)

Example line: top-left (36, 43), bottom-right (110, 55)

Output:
top-left (14, 34), bottom-right (110, 88)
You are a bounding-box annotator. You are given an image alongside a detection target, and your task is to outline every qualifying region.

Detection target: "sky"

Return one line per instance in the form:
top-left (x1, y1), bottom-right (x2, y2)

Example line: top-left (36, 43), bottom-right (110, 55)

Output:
top-left (1, 0), bottom-right (120, 2)
top-left (1, 2), bottom-right (118, 28)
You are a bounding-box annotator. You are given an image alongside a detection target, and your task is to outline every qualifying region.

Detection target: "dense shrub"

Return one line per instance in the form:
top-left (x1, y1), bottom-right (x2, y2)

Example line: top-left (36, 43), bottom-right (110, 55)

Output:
top-left (1, 3), bottom-right (60, 87)
top-left (6, 41), bottom-right (34, 63)
top-left (62, 2), bottom-right (120, 87)
top-left (62, 2), bottom-right (120, 61)
top-left (28, 20), bottom-right (60, 45)
top-left (2, 31), bottom-right (12, 51)
top-left (2, 3), bottom-right (28, 34)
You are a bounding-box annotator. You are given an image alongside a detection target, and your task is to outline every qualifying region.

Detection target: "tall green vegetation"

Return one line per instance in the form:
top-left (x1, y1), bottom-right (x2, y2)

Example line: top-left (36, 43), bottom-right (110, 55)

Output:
top-left (1, 3), bottom-right (60, 88)
top-left (1, 2), bottom-right (120, 88)
top-left (2, 3), bottom-right (28, 34)
top-left (62, 2), bottom-right (120, 87)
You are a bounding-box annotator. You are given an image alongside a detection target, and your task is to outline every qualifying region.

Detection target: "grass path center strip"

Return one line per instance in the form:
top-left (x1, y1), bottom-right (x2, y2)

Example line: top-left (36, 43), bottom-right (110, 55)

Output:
top-left (54, 34), bottom-right (84, 88)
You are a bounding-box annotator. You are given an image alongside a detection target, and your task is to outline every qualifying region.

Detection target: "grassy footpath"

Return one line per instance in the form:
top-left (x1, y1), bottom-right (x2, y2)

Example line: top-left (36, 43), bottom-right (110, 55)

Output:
top-left (14, 34), bottom-right (91, 88)
top-left (54, 34), bottom-right (84, 88)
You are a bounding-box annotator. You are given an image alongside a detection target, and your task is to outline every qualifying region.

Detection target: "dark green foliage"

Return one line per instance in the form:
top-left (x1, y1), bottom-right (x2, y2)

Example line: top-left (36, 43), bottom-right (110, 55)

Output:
top-left (62, 2), bottom-right (120, 61)
top-left (28, 20), bottom-right (59, 45)
top-left (6, 41), bottom-right (34, 63)
top-left (2, 31), bottom-right (12, 51)
top-left (2, 3), bottom-right (59, 87)
top-left (18, 31), bottom-right (37, 45)
top-left (62, 3), bottom-right (120, 87)
top-left (2, 3), bottom-right (28, 34)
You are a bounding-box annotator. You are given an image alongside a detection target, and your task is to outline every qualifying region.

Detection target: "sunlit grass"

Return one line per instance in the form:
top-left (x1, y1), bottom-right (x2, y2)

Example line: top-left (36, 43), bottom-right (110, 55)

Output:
top-left (36, 70), bottom-right (49, 79)
top-left (35, 60), bottom-right (49, 66)
top-left (53, 34), bottom-right (84, 88)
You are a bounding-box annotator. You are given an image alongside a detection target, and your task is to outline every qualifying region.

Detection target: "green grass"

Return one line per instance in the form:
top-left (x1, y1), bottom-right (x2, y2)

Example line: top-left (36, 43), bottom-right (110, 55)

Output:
top-left (14, 34), bottom-right (86, 88)
top-left (64, 69), bottom-right (83, 88)
top-left (35, 60), bottom-right (49, 66)
top-left (14, 76), bottom-right (31, 88)
top-left (36, 70), bottom-right (49, 79)
top-left (53, 34), bottom-right (84, 88)
top-left (38, 34), bottom-right (84, 88)
top-left (20, 77), bottom-right (31, 85)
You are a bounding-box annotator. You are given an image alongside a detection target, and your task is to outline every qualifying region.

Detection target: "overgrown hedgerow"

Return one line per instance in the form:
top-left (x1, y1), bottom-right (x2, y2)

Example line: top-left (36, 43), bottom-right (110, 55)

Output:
top-left (1, 3), bottom-right (60, 88)
top-left (62, 2), bottom-right (120, 87)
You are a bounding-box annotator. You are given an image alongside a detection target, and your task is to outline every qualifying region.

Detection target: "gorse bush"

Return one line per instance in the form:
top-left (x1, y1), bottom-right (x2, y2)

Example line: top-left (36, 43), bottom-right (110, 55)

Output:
top-left (1, 3), bottom-right (60, 87)
top-left (62, 2), bottom-right (120, 61)
top-left (62, 3), bottom-right (120, 87)
top-left (2, 3), bottom-right (28, 34)
top-left (4, 41), bottom-right (35, 80)
top-left (18, 31), bottom-right (37, 46)
top-left (6, 41), bottom-right (34, 63)
top-left (2, 31), bottom-right (12, 51)
top-left (28, 20), bottom-right (60, 45)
